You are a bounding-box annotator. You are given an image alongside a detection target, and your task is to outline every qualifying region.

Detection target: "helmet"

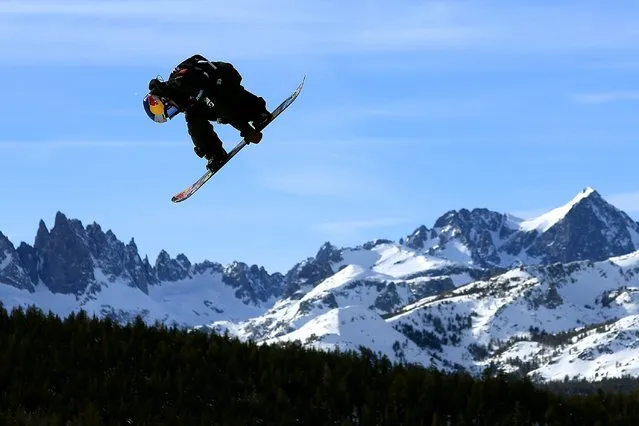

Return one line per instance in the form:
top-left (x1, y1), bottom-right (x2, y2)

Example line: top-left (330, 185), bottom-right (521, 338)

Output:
top-left (143, 93), bottom-right (179, 123)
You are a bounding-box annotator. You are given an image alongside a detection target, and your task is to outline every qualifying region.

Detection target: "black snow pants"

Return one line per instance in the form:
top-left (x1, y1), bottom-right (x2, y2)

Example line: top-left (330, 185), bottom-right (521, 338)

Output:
top-left (185, 86), bottom-right (268, 158)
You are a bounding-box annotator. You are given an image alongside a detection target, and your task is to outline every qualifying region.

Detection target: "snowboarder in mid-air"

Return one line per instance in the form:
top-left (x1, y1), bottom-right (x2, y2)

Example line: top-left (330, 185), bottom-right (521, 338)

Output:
top-left (143, 54), bottom-right (272, 170)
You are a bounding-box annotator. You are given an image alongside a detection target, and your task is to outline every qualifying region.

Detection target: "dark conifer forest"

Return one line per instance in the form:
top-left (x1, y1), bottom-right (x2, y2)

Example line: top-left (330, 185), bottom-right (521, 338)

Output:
top-left (2, 302), bottom-right (639, 425)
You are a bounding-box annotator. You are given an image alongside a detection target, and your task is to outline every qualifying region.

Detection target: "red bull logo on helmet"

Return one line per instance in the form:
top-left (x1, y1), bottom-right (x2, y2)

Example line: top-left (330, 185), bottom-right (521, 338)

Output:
top-left (143, 94), bottom-right (168, 123)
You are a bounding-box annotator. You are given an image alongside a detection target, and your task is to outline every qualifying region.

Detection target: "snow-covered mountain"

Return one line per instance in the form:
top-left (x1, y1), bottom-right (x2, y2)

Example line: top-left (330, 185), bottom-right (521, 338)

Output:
top-left (401, 187), bottom-right (639, 268)
top-left (3, 186), bottom-right (639, 381)
top-left (0, 211), bottom-right (285, 326)
top-left (387, 250), bottom-right (639, 381)
top-left (195, 187), bottom-right (639, 381)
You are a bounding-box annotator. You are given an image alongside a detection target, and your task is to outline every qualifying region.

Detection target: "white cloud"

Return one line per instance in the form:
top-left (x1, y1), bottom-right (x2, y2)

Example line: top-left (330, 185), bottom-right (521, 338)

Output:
top-left (585, 60), bottom-right (639, 70)
top-left (314, 216), bottom-right (411, 242)
top-left (572, 91), bottom-right (639, 104)
top-left (0, 140), bottom-right (183, 149)
top-left (318, 217), bottom-right (410, 234)
top-left (0, 0), bottom-right (475, 65)
top-left (2, 1), bottom-right (639, 66)
top-left (279, 97), bottom-right (499, 136)
top-left (258, 164), bottom-right (375, 198)
top-left (0, 139), bottom-right (186, 163)
top-left (253, 133), bottom-right (404, 198)
top-left (348, 97), bottom-right (498, 120)
top-left (273, 137), bottom-right (426, 149)
top-left (0, 1), bottom-right (324, 23)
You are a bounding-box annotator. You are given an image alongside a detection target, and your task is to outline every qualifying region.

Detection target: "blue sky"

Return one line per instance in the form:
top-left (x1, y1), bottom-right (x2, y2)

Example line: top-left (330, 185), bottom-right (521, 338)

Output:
top-left (1, 0), bottom-right (639, 273)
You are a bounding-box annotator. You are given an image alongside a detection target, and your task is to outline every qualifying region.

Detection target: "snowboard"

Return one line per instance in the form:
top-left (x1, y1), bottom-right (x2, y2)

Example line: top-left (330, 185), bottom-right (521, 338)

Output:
top-left (171, 76), bottom-right (305, 203)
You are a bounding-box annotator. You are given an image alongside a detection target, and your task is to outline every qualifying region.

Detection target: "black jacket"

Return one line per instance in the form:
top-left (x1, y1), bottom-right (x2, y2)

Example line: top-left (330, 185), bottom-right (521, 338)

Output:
top-left (149, 54), bottom-right (244, 112)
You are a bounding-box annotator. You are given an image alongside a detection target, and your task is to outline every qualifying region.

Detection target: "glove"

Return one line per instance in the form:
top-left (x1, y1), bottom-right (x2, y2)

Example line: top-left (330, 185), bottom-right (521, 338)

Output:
top-left (241, 129), bottom-right (262, 144)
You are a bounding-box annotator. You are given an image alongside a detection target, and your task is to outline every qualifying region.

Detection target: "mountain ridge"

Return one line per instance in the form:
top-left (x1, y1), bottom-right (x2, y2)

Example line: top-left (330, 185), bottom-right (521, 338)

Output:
top-left (3, 186), bottom-right (636, 290)
top-left (2, 186), bottom-right (637, 319)
top-left (3, 186), bottom-right (639, 381)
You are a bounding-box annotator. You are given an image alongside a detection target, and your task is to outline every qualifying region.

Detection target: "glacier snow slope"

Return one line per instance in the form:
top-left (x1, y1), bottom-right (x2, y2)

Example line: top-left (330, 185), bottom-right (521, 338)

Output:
top-left (0, 266), bottom-right (275, 327)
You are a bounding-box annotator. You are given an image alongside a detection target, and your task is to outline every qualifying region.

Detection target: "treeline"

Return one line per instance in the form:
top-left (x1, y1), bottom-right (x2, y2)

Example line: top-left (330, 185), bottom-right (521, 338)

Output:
top-left (2, 303), bottom-right (639, 425)
top-left (542, 375), bottom-right (639, 396)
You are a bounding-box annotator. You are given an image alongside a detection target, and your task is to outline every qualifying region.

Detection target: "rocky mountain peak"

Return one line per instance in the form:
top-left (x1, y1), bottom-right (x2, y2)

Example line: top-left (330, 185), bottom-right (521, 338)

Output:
top-left (315, 241), bottom-right (343, 264)
top-left (515, 187), bottom-right (639, 264)
top-left (222, 261), bottom-right (285, 305)
top-left (34, 219), bottom-right (50, 251)
top-left (127, 238), bottom-right (138, 251)
top-left (0, 231), bottom-right (33, 291)
top-left (400, 225), bottom-right (435, 249)
top-left (398, 188), bottom-right (639, 268)
top-left (433, 207), bottom-right (509, 231)
top-left (576, 186), bottom-right (597, 200)
top-left (32, 211), bottom-right (93, 294)
top-left (1, 211), bottom-right (292, 310)
top-left (155, 250), bottom-right (191, 282)
top-left (361, 238), bottom-right (394, 250)
top-left (282, 242), bottom-right (346, 297)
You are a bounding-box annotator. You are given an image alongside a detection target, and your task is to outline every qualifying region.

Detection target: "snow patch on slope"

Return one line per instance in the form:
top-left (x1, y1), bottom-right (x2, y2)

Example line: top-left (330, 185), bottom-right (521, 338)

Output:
top-left (200, 261), bottom-right (459, 346)
top-left (333, 243), bottom-right (458, 278)
top-left (531, 315), bottom-right (639, 381)
top-left (0, 267), bottom-right (272, 327)
top-left (263, 305), bottom-right (437, 366)
top-left (384, 251), bottom-right (639, 374)
top-left (204, 265), bottom-right (401, 340)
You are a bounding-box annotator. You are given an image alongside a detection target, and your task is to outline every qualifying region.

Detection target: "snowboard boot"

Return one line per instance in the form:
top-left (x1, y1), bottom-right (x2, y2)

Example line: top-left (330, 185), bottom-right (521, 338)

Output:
top-left (205, 147), bottom-right (229, 171)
